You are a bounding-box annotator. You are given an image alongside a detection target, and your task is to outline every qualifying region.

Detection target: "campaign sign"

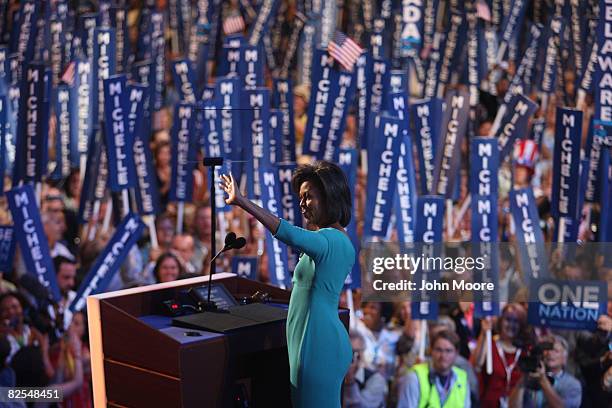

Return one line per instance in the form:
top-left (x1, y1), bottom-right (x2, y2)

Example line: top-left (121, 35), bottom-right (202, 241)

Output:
top-left (528, 279), bottom-right (607, 331)
top-left (470, 138), bottom-right (499, 242)
top-left (0, 226), bottom-right (15, 274)
top-left (259, 167), bottom-right (291, 289)
top-left (231, 256), bottom-right (258, 280)
top-left (128, 84), bottom-right (160, 216)
top-left (169, 103), bottom-right (197, 202)
top-left (302, 49), bottom-right (335, 158)
top-left (72, 59), bottom-right (92, 166)
top-left (364, 115), bottom-right (403, 238)
top-left (432, 88), bottom-right (469, 198)
top-left (321, 70), bottom-right (356, 162)
top-left (277, 163), bottom-right (301, 229)
top-left (272, 78), bottom-right (297, 163)
top-left (215, 76), bottom-right (242, 177)
top-left (7, 185), bottom-right (60, 302)
top-left (238, 44), bottom-right (265, 89)
top-left (510, 188), bottom-right (549, 279)
top-left (551, 108), bottom-right (583, 222)
top-left (269, 110), bottom-right (282, 164)
top-left (103, 75), bottom-right (136, 191)
top-left (247, 0), bottom-right (280, 46)
top-left (495, 93), bottom-right (538, 161)
top-left (411, 98), bottom-right (442, 194)
top-left (151, 11), bottom-right (165, 110)
top-left (14, 0), bottom-right (39, 82)
top-left (172, 58), bottom-right (197, 103)
top-left (16, 63), bottom-right (46, 184)
top-left (338, 148), bottom-right (361, 289)
top-left (242, 88), bottom-right (270, 199)
top-left (69, 214), bottom-right (145, 312)
top-left (412, 195), bottom-right (444, 320)
top-left (54, 85), bottom-right (72, 179)
top-left (394, 135), bottom-right (417, 244)
top-left (596, 0), bottom-right (612, 121)
top-left (92, 27), bottom-right (116, 126)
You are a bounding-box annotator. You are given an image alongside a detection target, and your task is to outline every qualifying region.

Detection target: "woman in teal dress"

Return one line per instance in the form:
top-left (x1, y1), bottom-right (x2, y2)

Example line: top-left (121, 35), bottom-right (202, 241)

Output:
top-left (220, 161), bottom-right (355, 407)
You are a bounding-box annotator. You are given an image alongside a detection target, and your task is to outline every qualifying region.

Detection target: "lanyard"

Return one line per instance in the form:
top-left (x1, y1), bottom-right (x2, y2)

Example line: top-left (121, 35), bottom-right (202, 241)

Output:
top-left (496, 340), bottom-right (521, 393)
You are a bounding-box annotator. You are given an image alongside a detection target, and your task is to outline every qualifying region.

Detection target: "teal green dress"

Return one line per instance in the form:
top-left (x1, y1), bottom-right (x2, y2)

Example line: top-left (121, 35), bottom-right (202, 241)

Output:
top-left (274, 219), bottom-right (355, 407)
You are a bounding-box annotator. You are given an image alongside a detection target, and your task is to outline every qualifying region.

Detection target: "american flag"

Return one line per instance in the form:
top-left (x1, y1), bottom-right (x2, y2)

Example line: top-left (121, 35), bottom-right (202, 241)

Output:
top-left (60, 61), bottom-right (76, 86)
top-left (223, 14), bottom-right (245, 35)
top-left (328, 31), bottom-right (363, 72)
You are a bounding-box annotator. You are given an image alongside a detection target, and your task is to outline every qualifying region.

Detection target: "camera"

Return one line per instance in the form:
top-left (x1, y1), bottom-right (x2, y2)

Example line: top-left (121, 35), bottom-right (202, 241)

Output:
top-left (513, 338), bottom-right (554, 390)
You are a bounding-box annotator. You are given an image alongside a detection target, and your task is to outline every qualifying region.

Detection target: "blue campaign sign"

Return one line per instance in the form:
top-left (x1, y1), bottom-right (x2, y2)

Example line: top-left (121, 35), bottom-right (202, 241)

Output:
top-left (242, 88), bottom-right (270, 200)
top-left (596, 0), bottom-right (612, 121)
top-left (215, 76), bottom-right (242, 178)
top-left (528, 279), bottom-right (608, 331)
top-left (302, 49), bottom-right (335, 158)
top-left (247, 0), bottom-right (280, 46)
top-left (169, 103), bottom-right (197, 202)
top-left (321, 70), bottom-right (356, 162)
top-left (551, 108), bottom-right (583, 221)
top-left (411, 98), bottom-right (442, 195)
top-left (0, 225), bottom-right (15, 274)
top-left (394, 135), bottom-right (418, 244)
top-left (172, 58), bottom-right (197, 103)
top-left (151, 11), bottom-right (165, 111)
top-left (6, 185), bottom-right (60, 302)
top-left (495, 93), bottom-right (538, 161)
top-left (269, 110), bottom-right (283, 164)
top-left (128, 84), bottom-right (160, 216)
top-left (259, 166), bottom-right (291, 289)
top-left (272, 78), bottom-right (296, 163)
top-left (103, 75), bottom-right (136, 191)
top-left (15, 63), bottom-right (46, 184)
top-left (432, 88), bottom-right (470, 197)
top-left (72, 59), bottom-right (92, 166)
top-left (70, 214), bottom-right (145, 312)
top-left (338, 148), bottom-right (360, 289)
top-left (510, 188), bottom-right (549, 279)
top-left (364, 115), bottom-right (403, 238)
top-left (53, 85), bottom-right (72, 179)
top-left (92, 27), bottom-right (116, 127)
top-left (238, 44), bottom-right (265, 89)
top-left (231, 256), bottom-right (258, 280)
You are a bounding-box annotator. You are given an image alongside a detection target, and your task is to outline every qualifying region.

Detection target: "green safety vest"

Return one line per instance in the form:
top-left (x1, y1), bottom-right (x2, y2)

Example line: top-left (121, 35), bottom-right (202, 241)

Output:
top-left (412, 363), bottom-right (468, 408)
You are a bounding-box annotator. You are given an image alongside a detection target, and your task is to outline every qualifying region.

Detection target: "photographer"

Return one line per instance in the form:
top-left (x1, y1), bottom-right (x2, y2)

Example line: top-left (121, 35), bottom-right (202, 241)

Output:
top-left (508, 335), bottom-right (581, 408)
top-left (343, 331), bottom-right (388, 408)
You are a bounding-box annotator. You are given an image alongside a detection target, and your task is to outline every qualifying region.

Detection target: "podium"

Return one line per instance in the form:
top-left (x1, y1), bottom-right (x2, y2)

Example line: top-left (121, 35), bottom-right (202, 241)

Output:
top-left (87, 273), bottom-right (349, 407)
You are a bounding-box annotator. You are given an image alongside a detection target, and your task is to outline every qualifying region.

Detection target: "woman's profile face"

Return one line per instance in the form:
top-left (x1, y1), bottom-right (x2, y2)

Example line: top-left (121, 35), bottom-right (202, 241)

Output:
top-left (299, 180), bottom-right (326, 227)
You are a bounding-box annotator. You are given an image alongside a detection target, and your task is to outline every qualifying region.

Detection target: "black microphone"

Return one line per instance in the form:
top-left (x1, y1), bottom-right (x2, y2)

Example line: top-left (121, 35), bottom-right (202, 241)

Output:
top-left (201, 232), bottom-right (246, 311)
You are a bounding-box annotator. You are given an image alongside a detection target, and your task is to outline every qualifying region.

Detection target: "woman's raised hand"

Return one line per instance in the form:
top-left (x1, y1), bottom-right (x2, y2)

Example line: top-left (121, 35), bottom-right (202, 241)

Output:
top-left (219, 173), bottom-right (243, 206)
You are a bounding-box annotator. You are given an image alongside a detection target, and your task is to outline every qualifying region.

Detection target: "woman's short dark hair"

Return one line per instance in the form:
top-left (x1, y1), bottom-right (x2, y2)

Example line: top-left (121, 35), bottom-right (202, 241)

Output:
top-left (291, 161), bottom-right (352, 227)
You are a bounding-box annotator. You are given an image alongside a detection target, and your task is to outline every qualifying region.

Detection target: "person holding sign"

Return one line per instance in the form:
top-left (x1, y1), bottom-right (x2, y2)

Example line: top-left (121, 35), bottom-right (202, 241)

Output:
top-left (220, 161), bottom-right (355, 407)
top-left (472, 304), bottom-right (528, 408)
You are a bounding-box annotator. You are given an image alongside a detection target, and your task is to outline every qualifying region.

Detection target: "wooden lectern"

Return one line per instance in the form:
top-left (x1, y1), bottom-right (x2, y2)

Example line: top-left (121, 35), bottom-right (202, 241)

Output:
top-left (87, 273), bottom-right (349, 407)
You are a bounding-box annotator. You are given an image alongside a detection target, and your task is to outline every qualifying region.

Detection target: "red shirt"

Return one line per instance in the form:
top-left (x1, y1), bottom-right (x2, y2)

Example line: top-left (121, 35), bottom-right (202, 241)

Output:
top-left (479, 342), bottom-right (523, 408)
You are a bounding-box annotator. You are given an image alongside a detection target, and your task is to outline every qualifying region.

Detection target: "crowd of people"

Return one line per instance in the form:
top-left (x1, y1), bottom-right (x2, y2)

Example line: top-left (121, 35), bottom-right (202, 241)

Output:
top-left (0, 0), bottom-right (607, 407)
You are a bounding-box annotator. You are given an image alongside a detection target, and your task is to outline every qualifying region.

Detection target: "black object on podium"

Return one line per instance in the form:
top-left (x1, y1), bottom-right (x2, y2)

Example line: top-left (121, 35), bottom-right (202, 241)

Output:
top-left (173, 303), bottom-right (288, 333)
